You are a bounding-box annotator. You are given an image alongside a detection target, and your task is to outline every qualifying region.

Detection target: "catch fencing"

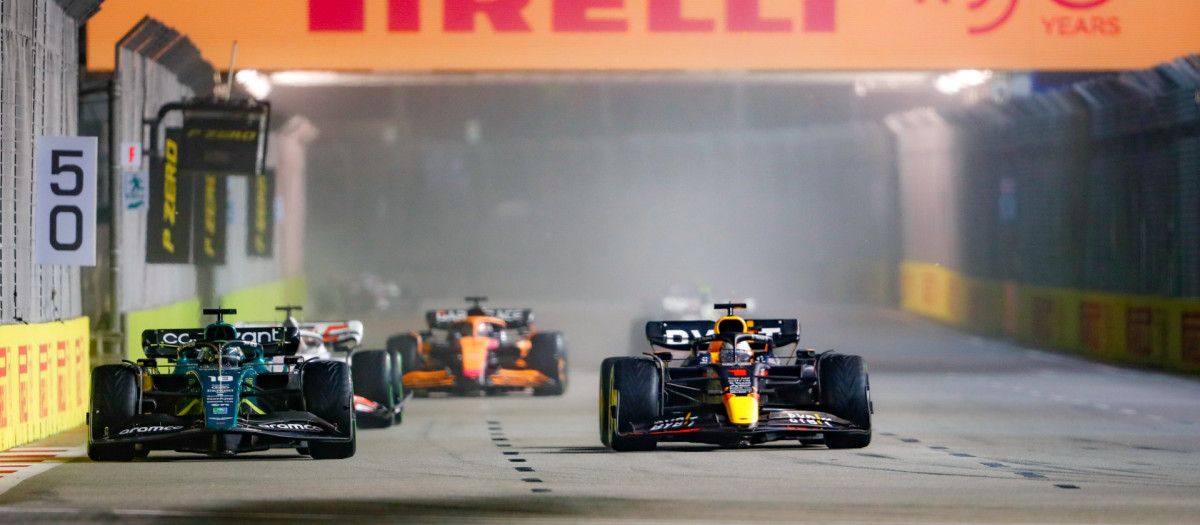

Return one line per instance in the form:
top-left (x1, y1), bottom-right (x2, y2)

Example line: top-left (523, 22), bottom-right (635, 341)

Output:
top-left (891, 56), bottom-right (1200, 298)
top-left (891, 56), bottom-right (1200, 372)
top-left (0, 0), bottom-right (100, 325)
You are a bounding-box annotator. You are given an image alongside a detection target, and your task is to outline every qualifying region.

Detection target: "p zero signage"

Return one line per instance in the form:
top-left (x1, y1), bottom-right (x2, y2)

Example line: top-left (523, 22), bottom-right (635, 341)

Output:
top-left (247, 172), bottom-right (275, 257)
top-left (180, 119), bottom-right (261, 175)
top-left (146, 129), bottom-right (193, 264)
top-left (86, 0), bottom-right (1200, 71)
top-left (35, 136), bottom-right (97, 266)
top-left (193, 173), bottom-right (229, 266)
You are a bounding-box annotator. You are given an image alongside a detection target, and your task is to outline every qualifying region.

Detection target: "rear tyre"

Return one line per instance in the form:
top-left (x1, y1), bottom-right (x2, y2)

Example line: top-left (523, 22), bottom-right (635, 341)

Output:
top-left (604, 358), bottom-right (659, 452)
top-left (350, 349), bottom-right (394, 429)
top-left (87, 365), bottom-right (139, 462)
top-left (529, 332), bottom-right (568, 396)
top-left (818, 353), bottom-right (872, 449)
top-left (303, 360), bottom-right (357, 459)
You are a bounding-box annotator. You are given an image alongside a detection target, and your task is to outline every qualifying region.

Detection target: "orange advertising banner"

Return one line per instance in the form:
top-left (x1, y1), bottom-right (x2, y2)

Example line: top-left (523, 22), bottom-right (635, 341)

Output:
top-left (87, 0), bottom-right (1200, 72)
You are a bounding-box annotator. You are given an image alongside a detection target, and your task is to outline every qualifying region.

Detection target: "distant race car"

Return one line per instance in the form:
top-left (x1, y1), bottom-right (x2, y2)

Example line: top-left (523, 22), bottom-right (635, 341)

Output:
top-left (388, 297), bottom-right (567, 396)
top-left (88, 308), bottom-right (355, 461)
top-left (602, 303), bottom-right (872, 451)
top-left (238, 306), bottom-right (407, 428)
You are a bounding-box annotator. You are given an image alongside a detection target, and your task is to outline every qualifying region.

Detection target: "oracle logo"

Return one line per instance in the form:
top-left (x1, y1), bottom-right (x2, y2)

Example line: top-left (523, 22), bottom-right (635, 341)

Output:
top-left (919, 0), bottom-right (1114, 35)
top-left (308, 0), bottom-right (838, 34)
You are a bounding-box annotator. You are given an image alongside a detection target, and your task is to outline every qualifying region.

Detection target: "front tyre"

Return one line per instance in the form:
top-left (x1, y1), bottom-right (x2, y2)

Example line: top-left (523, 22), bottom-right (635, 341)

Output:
top-left (819, 353), bottom-right (872, 449)
top-left (87, 365), bottom-right (139, 462)
top-left (603, 358), bottom-right (659, 452)
top-left (303, 360), bottom-right (357, 459)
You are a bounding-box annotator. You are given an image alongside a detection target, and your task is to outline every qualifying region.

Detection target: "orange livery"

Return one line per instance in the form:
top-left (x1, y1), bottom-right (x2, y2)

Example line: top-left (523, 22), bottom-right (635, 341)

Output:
top-left (388, 297), bottom-right (567, 397)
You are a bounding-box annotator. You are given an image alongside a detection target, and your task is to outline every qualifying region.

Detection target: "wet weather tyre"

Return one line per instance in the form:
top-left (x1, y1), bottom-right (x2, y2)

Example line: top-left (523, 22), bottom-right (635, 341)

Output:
top-left (87, 365), bottom-right (139, 462)
top-left (351, 349), bottom-right (394, 429)
top-left (303, 360), bottom-right (357, 459)
top-left (529, 332), bottom-right (568, 396)
top-left (387, 334), bottom-right (420, 376)
top-left (819, 353), bottom-right (872, 449)
top-left (605, 358), bottom-right (659, 452)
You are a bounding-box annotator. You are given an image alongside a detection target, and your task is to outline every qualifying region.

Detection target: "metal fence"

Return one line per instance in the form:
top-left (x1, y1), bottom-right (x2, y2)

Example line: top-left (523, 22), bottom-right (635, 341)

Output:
top-left (0, 0), bottom-right (100, 325)
top-left (891, 55), bottom-right (1200, 298)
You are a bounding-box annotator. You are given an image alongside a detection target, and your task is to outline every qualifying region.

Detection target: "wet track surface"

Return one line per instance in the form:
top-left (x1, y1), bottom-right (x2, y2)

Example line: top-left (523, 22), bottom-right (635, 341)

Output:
top-left (1, 301), bottom-right (1199, 523)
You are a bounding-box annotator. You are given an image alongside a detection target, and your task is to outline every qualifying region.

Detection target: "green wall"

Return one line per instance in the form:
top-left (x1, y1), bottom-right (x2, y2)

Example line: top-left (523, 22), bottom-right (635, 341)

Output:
top-left (125, 299), bottom-right (202, 360)
top-left (220, 276), bottom-right (307, 324)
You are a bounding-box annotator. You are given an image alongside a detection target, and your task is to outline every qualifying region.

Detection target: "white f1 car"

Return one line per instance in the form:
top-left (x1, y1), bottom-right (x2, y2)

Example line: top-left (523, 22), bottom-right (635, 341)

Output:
top-left (239, 306), bottom-right (408, 427)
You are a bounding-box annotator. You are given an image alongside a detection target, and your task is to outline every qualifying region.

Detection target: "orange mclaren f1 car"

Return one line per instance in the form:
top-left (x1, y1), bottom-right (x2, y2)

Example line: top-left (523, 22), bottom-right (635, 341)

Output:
top-left (386, 297), bottom-right (567, 396)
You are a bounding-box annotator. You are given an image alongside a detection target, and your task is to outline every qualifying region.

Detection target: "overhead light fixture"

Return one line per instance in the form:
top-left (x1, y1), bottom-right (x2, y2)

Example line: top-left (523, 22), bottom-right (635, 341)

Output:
top-left (935, 69), bottom-right (992, 95)
top-left (235, 69), bottom-right (272, 99)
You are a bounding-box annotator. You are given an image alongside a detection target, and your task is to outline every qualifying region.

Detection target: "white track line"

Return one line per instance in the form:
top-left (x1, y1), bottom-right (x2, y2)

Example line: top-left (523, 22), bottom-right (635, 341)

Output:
top-left (0, 445), bottom-right (85, 497)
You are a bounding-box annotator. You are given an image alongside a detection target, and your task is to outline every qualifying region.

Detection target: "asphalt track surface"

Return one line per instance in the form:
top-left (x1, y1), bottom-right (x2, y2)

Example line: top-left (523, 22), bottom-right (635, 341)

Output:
top-left (1, 300), bottom-right (1199, 524)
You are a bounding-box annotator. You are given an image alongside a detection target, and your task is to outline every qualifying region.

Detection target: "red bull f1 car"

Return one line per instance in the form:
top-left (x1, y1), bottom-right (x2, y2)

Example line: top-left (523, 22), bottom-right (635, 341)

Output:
top-left (601, 303), bottom-right (872, 451)
top-left (88, 309), bottom-right (355, 461)
top-left (388, 297), bottom-right (567, 396)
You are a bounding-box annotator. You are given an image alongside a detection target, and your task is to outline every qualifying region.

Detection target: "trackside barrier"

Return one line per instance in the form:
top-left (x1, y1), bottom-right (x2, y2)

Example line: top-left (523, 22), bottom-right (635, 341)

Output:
top-left (903, 261), bottom-right (1200, 374)
top-left (0, 317), bottom-right (90, 451)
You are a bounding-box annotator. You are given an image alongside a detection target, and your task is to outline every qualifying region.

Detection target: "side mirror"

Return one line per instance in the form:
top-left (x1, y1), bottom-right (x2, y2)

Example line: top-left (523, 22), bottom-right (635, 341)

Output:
top-left (653, 351), bottom-right (674, 362)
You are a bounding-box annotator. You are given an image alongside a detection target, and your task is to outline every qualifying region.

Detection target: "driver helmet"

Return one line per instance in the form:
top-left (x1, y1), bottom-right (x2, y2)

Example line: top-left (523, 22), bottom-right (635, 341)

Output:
top-left (719, 340), bottom-right (754, 365)
top-left (219, 346), bottom-right (244, 367)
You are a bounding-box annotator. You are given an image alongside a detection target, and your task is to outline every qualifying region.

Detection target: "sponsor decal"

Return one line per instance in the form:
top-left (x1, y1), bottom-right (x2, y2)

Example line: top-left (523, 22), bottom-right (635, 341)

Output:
top-left (727, 377), bottom-right (754, 395)
top-left (239, 328), bottom-right (281, 344)
top-left (663, 329), bottom-right (715, 345)
top-left (257, 422), bottom-right (324, 432)
top-left (772, 411), bottom-right (833, 427)
top-left (213, 407), bottom-right (228, 415)
top-left (649, 413), bottom-right (695, 432)
top-left (118, 425), bottom-right (184, 435)
top-left (435, 308), bottom-right (529, 324)
top-left (159, 331), bottom-right (197, 345)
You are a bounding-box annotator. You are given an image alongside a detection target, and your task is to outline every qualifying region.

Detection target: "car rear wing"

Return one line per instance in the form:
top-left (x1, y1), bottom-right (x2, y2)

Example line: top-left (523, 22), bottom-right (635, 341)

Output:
top-left (644, 319), bottom-right (800, 350)
top-left (425, 308), bottom-right (534, 330)
top-left (237, 320), bottom-right (364, 352)
top-left (142, 327), bottom-right (299, 359)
